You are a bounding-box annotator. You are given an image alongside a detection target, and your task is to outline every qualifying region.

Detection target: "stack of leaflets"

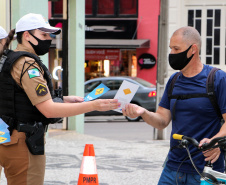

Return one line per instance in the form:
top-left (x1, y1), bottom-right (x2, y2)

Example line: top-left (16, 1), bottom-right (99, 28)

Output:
top-left (0, 118), bottom-right (11, 144)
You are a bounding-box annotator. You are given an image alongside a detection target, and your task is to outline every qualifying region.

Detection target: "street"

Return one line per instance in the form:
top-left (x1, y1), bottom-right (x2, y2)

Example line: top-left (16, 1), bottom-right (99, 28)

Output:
top-left (0, 116), bottom-right (170, 185)
top-left (84, 116), bottom-right (156, 140)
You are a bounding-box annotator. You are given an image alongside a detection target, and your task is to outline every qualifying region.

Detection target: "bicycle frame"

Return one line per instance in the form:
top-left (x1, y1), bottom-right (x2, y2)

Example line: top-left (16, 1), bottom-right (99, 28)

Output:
top-left (200, 166), bottom-right (226, 185)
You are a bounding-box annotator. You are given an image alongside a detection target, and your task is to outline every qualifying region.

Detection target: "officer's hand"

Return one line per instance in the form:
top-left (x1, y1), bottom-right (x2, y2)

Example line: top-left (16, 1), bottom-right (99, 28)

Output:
top-left (63, 96), bottom-right (84, 103)
top-left (92, 99), bottom-right (120, 111)
top-left (199, 138), bottom-right (221, 163)
top-left (122, 104), bottom-right (145, 118)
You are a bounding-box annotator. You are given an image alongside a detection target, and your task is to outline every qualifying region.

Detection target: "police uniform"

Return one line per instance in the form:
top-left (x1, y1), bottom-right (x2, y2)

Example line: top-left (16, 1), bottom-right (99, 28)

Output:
top-left (0, 44), bottom-right (52, 185)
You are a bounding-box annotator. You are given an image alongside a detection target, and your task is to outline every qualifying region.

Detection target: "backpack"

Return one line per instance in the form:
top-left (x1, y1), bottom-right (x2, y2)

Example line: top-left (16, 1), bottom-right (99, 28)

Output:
top-left (168, 67), bottom-right (222, 121)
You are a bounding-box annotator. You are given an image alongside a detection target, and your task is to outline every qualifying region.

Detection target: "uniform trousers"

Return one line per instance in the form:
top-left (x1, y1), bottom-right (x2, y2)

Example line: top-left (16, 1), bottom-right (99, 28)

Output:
top-left (0, 130), bottom-right (45, 185)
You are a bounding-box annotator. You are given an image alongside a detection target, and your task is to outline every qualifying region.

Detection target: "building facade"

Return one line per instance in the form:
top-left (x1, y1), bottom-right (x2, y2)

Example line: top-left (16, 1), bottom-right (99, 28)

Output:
top-left (50, 0), bottom-right (160, 86)
top-left (168, 0), bottom-right (226, 77)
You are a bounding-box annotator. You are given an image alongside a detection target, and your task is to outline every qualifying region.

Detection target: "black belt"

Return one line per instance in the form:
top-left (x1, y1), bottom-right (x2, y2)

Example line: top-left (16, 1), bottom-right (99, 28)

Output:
top-left (17, 122), bottom-right (48, 133)
top-left (1, 115), bottom-right (48, 134)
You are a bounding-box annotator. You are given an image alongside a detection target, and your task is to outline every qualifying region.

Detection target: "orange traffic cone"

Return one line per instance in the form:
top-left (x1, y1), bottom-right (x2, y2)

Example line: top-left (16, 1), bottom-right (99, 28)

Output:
top-left (77, 144), bottom-right (99, 185)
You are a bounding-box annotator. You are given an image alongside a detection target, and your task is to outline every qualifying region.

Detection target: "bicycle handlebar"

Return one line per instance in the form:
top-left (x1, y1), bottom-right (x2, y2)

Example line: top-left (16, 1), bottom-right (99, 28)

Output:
top-left (172, 134), bottom-right (226, 184)
top-left (173, 134), bottom-right (226, 151)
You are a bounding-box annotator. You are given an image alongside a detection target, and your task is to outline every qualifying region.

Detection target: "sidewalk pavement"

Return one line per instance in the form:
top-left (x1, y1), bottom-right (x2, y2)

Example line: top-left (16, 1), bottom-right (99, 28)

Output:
top-left (1, 129), bottom-right (170, 185)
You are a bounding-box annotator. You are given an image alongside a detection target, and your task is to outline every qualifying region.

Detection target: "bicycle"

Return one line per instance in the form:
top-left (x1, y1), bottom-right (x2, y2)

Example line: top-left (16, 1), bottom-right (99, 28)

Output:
top-left (173, 134), bottom-right (226, 185)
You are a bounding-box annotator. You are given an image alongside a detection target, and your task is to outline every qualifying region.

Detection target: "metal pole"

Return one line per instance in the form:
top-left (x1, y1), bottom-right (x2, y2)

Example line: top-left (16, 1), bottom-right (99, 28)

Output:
top-left (155, 0), bottom-right (169, 140)
top-left (67, 0), bottom-right (85, 132)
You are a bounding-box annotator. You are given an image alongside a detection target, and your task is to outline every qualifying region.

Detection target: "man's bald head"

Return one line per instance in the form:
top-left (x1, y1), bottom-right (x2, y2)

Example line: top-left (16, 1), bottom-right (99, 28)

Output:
top-left (172, 27), bottom-right (202, 50)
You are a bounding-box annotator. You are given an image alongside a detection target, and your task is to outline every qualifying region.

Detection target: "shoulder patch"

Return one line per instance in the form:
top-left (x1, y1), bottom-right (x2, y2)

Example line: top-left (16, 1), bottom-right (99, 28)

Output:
top-left (36, 83), bottom-right (48, 96)
top-left (28, 68), bottom-right (40, 79)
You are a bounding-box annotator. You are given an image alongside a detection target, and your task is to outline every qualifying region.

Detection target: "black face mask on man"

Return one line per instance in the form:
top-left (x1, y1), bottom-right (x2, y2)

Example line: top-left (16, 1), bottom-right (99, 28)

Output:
top-left (28, 32), bottom-right (52, 56)
top-left (168, 45), bottom-right (194, 70)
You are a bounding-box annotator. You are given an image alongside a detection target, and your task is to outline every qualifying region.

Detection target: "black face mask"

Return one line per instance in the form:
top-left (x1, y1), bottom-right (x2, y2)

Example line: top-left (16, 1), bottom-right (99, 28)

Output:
top-left (168, 45), bottom-right (194, 70)
top-left (28, 32), bottom-right (52, 56)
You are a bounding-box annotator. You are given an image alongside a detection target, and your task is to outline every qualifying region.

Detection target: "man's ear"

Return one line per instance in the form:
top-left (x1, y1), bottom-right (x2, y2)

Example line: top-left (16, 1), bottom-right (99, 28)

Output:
top-left (23, 31), bottom-right (31, 41)
top-left (191, 44), bottom-right (198, 54)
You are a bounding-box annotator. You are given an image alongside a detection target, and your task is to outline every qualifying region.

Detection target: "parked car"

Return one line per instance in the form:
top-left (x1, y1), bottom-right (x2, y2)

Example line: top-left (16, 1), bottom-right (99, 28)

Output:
top-left (84, 76), bottom-right (156, 121)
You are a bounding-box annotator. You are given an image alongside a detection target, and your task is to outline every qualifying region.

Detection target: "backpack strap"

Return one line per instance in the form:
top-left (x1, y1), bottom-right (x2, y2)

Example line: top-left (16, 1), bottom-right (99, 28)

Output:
top-left (168, 72), bottom-right (181, 120)
top-left (168, 68), bottom-right (222, 121)
top-left (168, 72), bottom-right (181, 98)
top-left (206, 67), bottom-right (222, 120)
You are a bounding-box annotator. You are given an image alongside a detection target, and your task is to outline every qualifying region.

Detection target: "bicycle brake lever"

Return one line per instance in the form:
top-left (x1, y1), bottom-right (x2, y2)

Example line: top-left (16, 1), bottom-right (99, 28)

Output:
top-left (200, 137), bottom-right (226, 151)
top-left (199, 143), bottom-right (208, 151)
top-left (170, 142), bottom-right (185, 151)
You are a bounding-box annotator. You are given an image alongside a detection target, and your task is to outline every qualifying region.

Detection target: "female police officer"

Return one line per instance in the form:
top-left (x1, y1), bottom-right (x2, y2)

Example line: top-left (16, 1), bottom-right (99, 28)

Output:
top-left (0, 13), bottom-right (120, 185)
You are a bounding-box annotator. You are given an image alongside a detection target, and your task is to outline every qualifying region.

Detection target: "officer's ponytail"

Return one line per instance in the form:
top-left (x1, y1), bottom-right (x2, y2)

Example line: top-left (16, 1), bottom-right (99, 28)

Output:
top-left (4, 29), bottom-right (15, 50)
top-left (0, 29), bottom-right (15, 57)
top-left (0, 42), bottom-right (4, 58)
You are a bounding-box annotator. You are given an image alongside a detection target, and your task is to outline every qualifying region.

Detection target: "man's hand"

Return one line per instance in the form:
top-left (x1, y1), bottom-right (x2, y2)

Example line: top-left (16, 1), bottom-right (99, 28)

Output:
top-left (63, 96), bottom-right (84, 103)
top-left (199, 138), bottom-right (221, 163)
top-left (92, 99), bottom-right (120, 111)
top-left (122, 104), bottom-right (146, 118)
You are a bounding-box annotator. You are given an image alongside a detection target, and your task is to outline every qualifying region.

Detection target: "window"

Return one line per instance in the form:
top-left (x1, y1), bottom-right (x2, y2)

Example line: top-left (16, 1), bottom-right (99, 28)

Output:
top-left (133, 77), bottom-right (155, 88)
top-left (86, 0), bottom-right (93, 15)
top-left (51, 0), bottom-right (63, 17)
top-left (187, 7), bottom-right (225, 67)
top-left (85, 81), bottom-right (102, 93)
top-left (51, 0), bottom-right (138, 18)
top-left (188, 9), bottom-right (202, 34)
top-left (206, 9), bottom-right (221, 65)
top-left (85, 0), bottom-right (138, 18)
top-left (119, 0), bottom-right (137, 15)
top-left (98, 0), bottom-right (114, 15)
top-left (104, 80), bottom-right (123, 90)
top-left (187, 9), bottom-right (202, 56)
